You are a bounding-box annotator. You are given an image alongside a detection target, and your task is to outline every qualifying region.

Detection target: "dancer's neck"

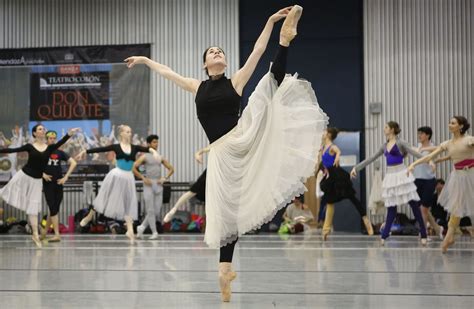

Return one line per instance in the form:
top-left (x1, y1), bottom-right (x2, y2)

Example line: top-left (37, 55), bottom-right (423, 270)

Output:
top-left (209, 73), bottom-right (224, 80)
top-left (420, 140), bottom-right (431, 147)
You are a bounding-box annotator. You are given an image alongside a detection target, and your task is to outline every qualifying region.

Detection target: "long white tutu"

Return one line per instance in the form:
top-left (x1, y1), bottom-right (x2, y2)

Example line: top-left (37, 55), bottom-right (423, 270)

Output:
top-left (204, 72), bottom-right (328, 248)
top-left (0, 170), bottom-right (42, 215)
top-left (381, 164), bottom-right (420, 207)
top-left (93, 168), bottom-right (138, 220)
top-left (438, 168), bottom-right (474, 217)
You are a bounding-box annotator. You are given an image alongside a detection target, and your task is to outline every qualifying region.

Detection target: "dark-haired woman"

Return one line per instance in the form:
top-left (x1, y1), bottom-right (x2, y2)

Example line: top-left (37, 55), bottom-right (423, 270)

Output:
top-left (0, 125), bottom-right (80, 247)
top-left (350, 121), bottom-right (427, 246)
top-left (409, 116), bottom-right (474, 253)
top-left (319, 128), bottom-right (373, 240)
top-left (125, 5), bottom-right (328, 302)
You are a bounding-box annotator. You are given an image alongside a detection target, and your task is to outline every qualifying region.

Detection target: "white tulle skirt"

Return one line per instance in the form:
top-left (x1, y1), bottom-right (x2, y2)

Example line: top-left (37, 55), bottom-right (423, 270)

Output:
top-left (93, 168), bottom-right (138, 220)
top-left (0, 170), bottom-right (42, 215)
top-left (381, 164), bottom-right (420, 207)
top-left (438, 168), bottom-right (474, 217)
top-left (204, 72), bottom-right (328, 248)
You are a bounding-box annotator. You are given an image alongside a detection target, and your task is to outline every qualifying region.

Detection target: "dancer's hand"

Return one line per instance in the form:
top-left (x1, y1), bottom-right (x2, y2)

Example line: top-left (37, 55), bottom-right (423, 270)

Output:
top-left (67, 128), bottom-right (81, 136)
top-left (429, 161), bottom-right (436, 172)
top-left (75, 150), bottom-right (87, 161)
top-left (407, 164), bottom-right (415, 175)
top-left (143, 177), bottom-right (153, 187)
top-left (334, 157), bottom-right (340, 167)
top-left (42, 173), bottom-right (52, 182)
top-left (124, 56), bottom-right (148, 69)
top-left (57, 176), bottom-right (68, 185)
top-left (158, 177), bottom-right (167, 185)
top-left (195, 151), bottom-right (203, 164)
top-left (269, 6), bottom-right (292, 23)
top-left (350, 168), bottom-right (357, 179)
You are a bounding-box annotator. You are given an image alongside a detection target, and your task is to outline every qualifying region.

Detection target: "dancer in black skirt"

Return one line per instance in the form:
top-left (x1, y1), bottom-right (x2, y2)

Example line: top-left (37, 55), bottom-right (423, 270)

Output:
top-left (319, 128), bottom-right (373, 240)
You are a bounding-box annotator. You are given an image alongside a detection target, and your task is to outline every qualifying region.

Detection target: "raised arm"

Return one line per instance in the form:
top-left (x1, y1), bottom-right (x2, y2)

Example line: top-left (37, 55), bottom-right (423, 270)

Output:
top-left (50, 128), bottom-right (81, 151)
top-left (231, 7), bottom-right (292, 95)
top-left (351, 144), bottom-right (385, 178)
top-left (0, 144), bottom-right (29, 154)
top-left (408, 146), bottom-right (445, 174)
top-left (86, 144), bottom-right (115, 154)
top-left (125, 56), bottom-right (201, 94)
top-left (434, 155), bottom-right (451, 164)
top-left (398, 140), bottom-right (423, 158)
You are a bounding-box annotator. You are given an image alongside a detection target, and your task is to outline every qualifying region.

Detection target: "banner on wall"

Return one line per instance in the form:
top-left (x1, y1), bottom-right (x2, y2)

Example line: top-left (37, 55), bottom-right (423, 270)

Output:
top-left (0, 44), bottom-right (151, 170)
top-left (30, 71), bottom-right (110, 121)
top-left (0, 44), bottom-right (150, 66)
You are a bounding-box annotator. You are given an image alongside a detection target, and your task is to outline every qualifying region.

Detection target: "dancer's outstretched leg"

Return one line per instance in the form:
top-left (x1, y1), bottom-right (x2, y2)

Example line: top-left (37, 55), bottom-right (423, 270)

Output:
top-left (347, 195), bottom-right (374, 235)
top-left (163, 191), bottom-right (196, 223)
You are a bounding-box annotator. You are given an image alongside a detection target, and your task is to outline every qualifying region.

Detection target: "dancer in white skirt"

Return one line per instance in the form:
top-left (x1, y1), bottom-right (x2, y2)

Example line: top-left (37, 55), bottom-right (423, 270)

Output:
top-left (0, 125), bottom-right (80, 247)
top-left (350, 121), bottom-right (428, 245)
top-left (125, 5), bottom-right (328, 301)
top-left (76, 125), bottom-right (159, 242)
top-left (133, 134), bottom-right (174, 240)
top-left (409, 116), bottom-right (474, 253)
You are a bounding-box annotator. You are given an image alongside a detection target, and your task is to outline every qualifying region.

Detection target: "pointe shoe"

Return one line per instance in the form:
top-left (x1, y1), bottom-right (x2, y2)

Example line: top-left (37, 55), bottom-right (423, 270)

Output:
top-left (163, 208), bottom-right (177, 223)
top-left (362, 216), bottom-right (374, 236)
top-left (421, 238), bottom-right (427, 246)
top-left (126, 230), bottom-right (135, 244)
top-left (32, 235), bottom-right (42, 248)
top-left (280, 5), bottom-right (303, 47)
top-left (441, 237), bottom-right (455, 253)
top-left (380, 238), bottom-right (385, 246)
top-left (80, 210), bottom-right (95, 227)
top-left (47, 236), bottom-right (61, 243)
top-left (219, 262), bottom-right (237, 302)
top-left (322, 230), bottom-right (330, 241)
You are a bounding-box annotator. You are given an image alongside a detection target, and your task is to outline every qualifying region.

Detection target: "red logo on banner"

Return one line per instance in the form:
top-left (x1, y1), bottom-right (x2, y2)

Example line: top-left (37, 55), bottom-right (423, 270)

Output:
top-left (59, 65), bottom-right (80, 74)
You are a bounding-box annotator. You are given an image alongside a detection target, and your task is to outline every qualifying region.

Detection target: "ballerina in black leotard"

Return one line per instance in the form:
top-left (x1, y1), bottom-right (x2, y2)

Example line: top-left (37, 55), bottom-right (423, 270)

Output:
top-left (0, 125), bottom-right (80, 247)
top-left (125, 5), bottom-right (328, 302)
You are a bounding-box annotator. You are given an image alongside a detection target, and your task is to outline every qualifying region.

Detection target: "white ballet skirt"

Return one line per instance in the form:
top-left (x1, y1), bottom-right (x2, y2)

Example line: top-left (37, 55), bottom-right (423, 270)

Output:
top-left (0, 170), bottom-right (42, 215)
top-left (93, 168), bottom-right (138, 220)
top-left (438, 168), bottom-right (474, 217)
top-left (204, 72), bottom-right (328, 248)
top-left (381, 164), bottom-right (420, 207)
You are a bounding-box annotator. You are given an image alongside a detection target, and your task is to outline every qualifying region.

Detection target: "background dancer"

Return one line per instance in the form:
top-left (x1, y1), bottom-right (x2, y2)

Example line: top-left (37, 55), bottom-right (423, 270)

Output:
top-left (350, 121), bottom-right (427, 246)
top-left (319, 128), bottom-right (373, 240)
top-left (413, 126), bottom-right (444, 239)
top-left (76, 125), bottom-right (159, 243)
top-left (40, 130), bottom-right (77, 242)
top-left (133, 134), bottom-right (174, 240)
top-left (409, 116), bottom-right (473, 252)
top-left (0, 125), bottom-right (79, 247)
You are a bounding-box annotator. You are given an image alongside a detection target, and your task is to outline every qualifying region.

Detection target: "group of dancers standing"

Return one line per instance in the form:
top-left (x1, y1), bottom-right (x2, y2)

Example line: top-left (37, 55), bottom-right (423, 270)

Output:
top-left (0, 5), bottom-right (473, 302)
